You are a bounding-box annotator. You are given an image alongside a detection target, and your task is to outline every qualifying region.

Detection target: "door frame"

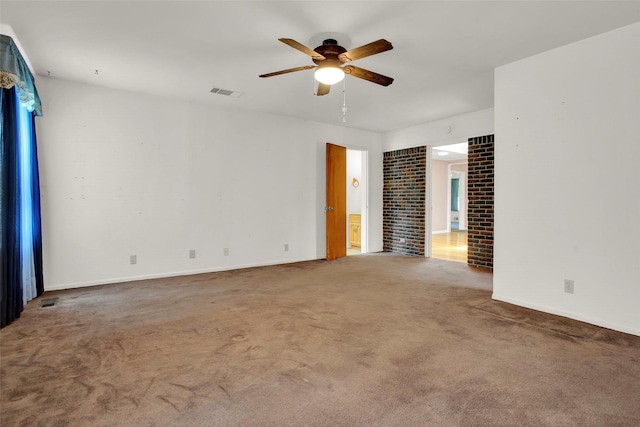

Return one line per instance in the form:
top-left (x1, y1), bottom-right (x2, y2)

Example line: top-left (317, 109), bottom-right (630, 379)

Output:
top-left (424, 142), bottom-right (470, 257)
top-left (426, 142), bottom-right (468, 258)
top-left (346, 148), bottom-right (369, 254)
top-left (326, 144), bottom-right (370, 260)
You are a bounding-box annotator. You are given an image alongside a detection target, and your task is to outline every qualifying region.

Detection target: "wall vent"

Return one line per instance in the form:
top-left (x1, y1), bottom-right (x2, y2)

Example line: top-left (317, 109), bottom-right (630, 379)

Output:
top-left (210, 87), bottom-right (244, 98)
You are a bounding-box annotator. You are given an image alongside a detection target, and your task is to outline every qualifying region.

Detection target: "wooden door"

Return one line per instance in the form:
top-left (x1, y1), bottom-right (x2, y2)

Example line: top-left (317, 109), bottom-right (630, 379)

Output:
top-left (326, 143), bottom-right (347, 260)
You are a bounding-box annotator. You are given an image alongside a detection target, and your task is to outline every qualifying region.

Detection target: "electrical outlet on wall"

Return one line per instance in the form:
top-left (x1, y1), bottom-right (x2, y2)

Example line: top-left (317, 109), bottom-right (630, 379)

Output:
top-left (223, 248), bottom-right (229, 256)
top-left (564, 279), bottom-right (574, 294)
top-left (284, 243), bottom-right (289, 252)
top-left (189, 249), bottom-right (196, 259)
top-left (130, 255), bottom-right (137, 265)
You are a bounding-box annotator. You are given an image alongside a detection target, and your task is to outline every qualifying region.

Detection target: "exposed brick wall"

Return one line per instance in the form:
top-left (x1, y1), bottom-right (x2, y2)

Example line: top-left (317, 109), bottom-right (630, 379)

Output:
top-left (383, 147), bottom-right (426, 256)
top-left (467, 135), bottom-right (494, 270)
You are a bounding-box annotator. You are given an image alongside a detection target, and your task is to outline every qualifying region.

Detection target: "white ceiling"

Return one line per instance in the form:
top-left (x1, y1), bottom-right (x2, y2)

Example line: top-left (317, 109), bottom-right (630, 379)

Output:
top-left (3, 1), bottom-right (640, 133)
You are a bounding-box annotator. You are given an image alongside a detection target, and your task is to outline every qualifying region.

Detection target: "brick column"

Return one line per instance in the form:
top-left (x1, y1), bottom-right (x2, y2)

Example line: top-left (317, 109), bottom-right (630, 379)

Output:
top-left (467, 135), bottom-right (494, 270)
top-left (383, 147), bottom-right (426, 256)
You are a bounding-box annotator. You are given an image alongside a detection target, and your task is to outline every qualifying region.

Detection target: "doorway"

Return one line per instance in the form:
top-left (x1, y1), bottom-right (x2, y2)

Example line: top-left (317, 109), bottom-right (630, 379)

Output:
top-left (449, 165), bottom-right (467, 231)
top-left (325, 144), bottom-right (368, 261)
top-left (429, 143), bottom-right (468, 263)
top-left (346, 149), bottom-right (367, 256)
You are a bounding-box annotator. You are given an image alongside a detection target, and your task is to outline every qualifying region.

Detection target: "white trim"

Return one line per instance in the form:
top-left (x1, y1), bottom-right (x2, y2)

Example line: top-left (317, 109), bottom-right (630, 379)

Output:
top-left (362, 150), bottom-right (369, 254)
top-left (44, 256), bottom-right (321, 291)
top-left (432, 230), bottom-right (449, 234)
top-left (492, 293), bottom-right (640, 337)
top-left (446, 164), bottom-right (452, 233)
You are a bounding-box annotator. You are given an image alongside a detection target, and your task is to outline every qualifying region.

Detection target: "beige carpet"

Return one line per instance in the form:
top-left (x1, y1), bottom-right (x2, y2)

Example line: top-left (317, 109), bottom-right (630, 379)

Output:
top-left (1, 253), bottom-right (639, 426)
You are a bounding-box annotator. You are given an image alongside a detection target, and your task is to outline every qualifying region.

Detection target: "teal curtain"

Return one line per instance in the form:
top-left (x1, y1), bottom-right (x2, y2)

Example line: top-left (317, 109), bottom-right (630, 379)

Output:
top-left (451, 178), bottom-right (459, 212)
top-left (0, 35), bottom-right (42, 116)
top-left (1, 34), bottom-right (44, 328)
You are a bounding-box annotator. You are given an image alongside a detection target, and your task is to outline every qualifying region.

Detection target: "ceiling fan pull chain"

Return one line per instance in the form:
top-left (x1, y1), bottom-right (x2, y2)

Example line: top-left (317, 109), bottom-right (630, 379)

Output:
top-left (342, 79), bottom-right (347, 123)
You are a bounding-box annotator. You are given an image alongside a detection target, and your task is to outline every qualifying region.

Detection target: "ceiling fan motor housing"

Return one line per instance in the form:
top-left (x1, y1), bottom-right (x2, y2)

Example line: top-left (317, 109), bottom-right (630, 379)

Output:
top-left (313, 39), bottom-right (346, 67)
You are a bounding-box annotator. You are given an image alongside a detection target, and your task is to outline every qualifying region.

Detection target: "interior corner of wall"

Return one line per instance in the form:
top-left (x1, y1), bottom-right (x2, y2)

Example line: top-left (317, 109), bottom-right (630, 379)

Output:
top-left (0, 24), bottom-right (36, 75)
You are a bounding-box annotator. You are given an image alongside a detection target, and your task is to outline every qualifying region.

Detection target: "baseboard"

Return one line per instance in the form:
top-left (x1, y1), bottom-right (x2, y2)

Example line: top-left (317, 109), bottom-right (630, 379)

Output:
top-left (432, 230), bottom-right (449, 234)
top-left (492, 293), bottom-right (640, 337)
top-left (44, 256), bottom-right (321, 292)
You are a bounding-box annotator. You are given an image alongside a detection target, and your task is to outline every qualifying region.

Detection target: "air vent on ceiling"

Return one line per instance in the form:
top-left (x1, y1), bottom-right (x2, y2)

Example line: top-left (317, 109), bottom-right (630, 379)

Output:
top-left (210, 87), bottom-right (244, 98)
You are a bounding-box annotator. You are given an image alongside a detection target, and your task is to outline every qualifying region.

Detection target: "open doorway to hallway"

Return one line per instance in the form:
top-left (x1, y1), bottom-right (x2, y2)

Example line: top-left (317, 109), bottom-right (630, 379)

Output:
top-left (431, 143), bottom-right (468, 263)
top-left (346, 149), bottom-right (367, 256)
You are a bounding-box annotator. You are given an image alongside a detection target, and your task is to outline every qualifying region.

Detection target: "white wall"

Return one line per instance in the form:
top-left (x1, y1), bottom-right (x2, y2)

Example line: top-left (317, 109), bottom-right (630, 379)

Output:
top-left (494, 22), bottom-right (640, 336)
top-left (0, 24), bottom-right (35, 74)
top-left (383, 108), bottom-right (494, 152)
top-left (346, 150), bottom-right (363, 214)
top-left (431, 160), bottom-right (449, 233)
top-left (36, 77), bottom-right (383, 290)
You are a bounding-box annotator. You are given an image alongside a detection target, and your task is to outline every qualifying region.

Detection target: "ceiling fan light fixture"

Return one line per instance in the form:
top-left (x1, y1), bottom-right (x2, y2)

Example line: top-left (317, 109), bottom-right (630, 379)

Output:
top-left (314, 66), bottom-right (345, 85)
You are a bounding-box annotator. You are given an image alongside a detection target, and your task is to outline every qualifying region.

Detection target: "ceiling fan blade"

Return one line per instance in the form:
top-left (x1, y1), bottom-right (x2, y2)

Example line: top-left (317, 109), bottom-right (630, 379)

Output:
top-left (316, 83), bottom-right (330, 96)
top-left (259, 65), bottom-right (316, 78)
top-left (343, 65), bottom-right (394, 86)
top-left (338, 39), bottom-right (393, 63)
top-left (279, 38), bottom-right (326, 61)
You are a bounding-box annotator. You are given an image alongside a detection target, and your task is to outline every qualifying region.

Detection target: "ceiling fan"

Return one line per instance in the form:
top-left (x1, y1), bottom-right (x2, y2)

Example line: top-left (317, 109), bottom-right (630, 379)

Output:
top-left (259, 38), bottom-right (394, 96)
